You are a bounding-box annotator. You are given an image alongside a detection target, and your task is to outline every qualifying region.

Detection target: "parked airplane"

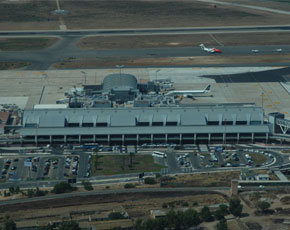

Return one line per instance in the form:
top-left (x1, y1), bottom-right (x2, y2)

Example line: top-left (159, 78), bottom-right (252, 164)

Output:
top-left (165, 85), bottom-right (211, 98)
top-left (200, 44), bottom-right (222, 53)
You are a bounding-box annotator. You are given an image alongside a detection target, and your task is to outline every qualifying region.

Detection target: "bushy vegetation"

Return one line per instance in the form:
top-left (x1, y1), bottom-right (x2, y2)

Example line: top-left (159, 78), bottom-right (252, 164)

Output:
top-left (26, 187), bottom-right (47, 198)
top-left (257, 201), bottom-right (270, 212)
top-left (3, 217), bottom-right (16, 230)
top-left (229, 198), bottom-right (243, 217)
top-left (51, 182), bottom-right (77, 194)
top-left (124, 183), bottom-right (136, 189)
top-left (144, 177), bottom-right (157, 185)
top-left (134, 209), bottom-right (201, 230)
top-left (82, 180), bottom-right (93, 191)
top-left (108, 212), bottom-right (126, 220)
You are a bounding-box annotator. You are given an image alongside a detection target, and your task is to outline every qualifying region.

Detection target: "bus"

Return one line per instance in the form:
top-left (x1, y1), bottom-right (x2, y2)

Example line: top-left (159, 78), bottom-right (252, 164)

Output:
top-left (152, 151), bottom-right (167, 158)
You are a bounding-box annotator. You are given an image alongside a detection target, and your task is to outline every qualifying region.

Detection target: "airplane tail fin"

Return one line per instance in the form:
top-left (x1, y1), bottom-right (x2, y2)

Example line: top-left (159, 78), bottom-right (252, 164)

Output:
top-left (200, 43), bottom-right (205, 50)
top-left (204, 85), bottom-right (211, 92)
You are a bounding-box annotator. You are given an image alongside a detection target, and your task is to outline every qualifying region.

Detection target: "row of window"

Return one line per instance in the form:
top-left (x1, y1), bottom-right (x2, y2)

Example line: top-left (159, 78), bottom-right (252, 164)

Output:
top-left (26, 120), bottom-right (262, 128)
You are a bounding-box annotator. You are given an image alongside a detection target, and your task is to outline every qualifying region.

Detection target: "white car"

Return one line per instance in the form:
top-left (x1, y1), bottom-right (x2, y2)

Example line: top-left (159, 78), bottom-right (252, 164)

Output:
top-left (251, 49), bottom-right (259, 53)
top-left (275, 48), bottom-right (282, 52)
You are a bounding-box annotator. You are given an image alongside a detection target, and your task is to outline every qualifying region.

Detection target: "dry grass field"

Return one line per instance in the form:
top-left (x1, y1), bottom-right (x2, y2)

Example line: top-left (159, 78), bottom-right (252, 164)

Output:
top-left (0, 0), bottom-right (289, 30)
top-left (52, 53), bottom-right (290, 69)
top-left (78, 32), bottom-right (290, 50)
top-left (168, 171), bottom-right (241, 187)
top-left (0, 37), bottom-right (59, 51)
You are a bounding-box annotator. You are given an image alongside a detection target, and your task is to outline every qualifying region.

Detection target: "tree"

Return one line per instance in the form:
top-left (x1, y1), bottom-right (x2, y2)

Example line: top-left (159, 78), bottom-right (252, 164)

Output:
top-left (124, 183), bottom-right (136, 189)
top-left (215, 204), bottom-right (229, 220)
top-left (183, 209), bottom-right (201, 228)
top-left (8, 187), bottom-right (15, 195)
top-left (219, 204), bottom-right (229, 216)
top-left (3, 218), bottom-right (16, 230)
top-left (229, 198), bottom-right (243, 217)
top-left (217, 217), bottom-right (228, 230)
top-left (133, 219), bottom-right (143, 230)
top-left (58, 221), bottom-right (80, 230)
top-left (51, 182), bottom-right (76, 194)
top-left (200, 206), bottom-right (213, 222)
top-left (214, 209), bottom-right (224, 220)
top-left (257, 201), bottom-right (270, 212)
top-left (15, 186), bottom-right (20, 194)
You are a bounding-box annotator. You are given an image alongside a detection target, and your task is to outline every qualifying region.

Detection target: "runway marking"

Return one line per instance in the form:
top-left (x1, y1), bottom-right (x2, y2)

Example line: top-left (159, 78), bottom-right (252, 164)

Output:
top-left (274, 101), bottom-right (280, 104)
top-left (282, 112), bottom-right (288, 114)
top-left (266, 104), bottom-right (272, 108)
top-left (209, 34), bottom-right (224, 47)
top-left (17, 72), bottom-right (23, 76)
top-left (268, 91), bottom-right (273, 94)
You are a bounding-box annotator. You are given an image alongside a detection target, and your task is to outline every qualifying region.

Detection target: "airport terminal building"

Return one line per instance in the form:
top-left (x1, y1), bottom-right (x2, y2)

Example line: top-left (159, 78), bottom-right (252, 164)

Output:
top-left (20, 104), bottom-right (271, 145)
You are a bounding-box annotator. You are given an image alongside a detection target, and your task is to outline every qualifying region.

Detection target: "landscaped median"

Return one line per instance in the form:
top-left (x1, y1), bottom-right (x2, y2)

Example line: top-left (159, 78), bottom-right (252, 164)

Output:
top-left (91, 154), bottom-right (165, 176)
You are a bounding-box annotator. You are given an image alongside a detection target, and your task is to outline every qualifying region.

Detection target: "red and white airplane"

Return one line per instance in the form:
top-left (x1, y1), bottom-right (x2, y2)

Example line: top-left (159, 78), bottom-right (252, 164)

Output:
top-left (200, 44), bottom-right (222, 53)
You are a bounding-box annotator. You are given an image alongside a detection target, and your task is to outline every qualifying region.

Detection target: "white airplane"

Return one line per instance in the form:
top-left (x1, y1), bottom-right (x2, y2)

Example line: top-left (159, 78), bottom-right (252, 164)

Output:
top-left (200, 44), bottom-right (222, 53)
top-left (275, 48), bottom-right (282, 52)
top-left (165, 85), bottom-right (211, 98)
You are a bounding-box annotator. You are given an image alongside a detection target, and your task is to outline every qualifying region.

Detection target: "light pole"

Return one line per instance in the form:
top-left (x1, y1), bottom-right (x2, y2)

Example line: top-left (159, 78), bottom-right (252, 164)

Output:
top-left (81, 71), bottom-right (87, 85)
top-left (261, 92), bottom-right (265, 109)
top-left (155, 69), bottom-right (161, 81)
top-left (116, 65), bottom-right (124, 78)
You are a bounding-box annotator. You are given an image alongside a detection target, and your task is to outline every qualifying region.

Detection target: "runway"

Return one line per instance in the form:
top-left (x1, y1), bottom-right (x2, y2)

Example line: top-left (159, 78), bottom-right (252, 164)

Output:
top-left (1, 25), bottom-right (290, 70)
top-left (1, 37), bottom-right (290, 70)
top-left (1, 25), bottom-right (290, 37)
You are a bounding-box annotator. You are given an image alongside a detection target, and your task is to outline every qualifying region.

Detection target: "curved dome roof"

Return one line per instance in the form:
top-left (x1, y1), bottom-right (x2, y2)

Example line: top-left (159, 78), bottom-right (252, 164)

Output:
top-left (103, 74), bottom-right (138, 92)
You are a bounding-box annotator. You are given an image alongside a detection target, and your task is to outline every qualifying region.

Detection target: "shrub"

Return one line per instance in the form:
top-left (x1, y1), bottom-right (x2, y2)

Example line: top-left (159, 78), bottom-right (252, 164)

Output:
top-left (144, 177), bottom-right (157, 185)
top-left (257, 201), bottom-right (270, 212)
top-left (82, 180), bottom-right (93, 191)
top-left (162, 203), bottom-right (168, 208)
top-left (182, 202), bottom-right (189, 207)
top-left (108, 212), bottom-right (126, 220)
top-left (200, 206), bottom-right (214, 222)
top-left (124, 183), bottom-right (136, 189)
top-left (229, 198), bottom-right (243, 217)
top-left (51, 182), bottom-right (76, 194)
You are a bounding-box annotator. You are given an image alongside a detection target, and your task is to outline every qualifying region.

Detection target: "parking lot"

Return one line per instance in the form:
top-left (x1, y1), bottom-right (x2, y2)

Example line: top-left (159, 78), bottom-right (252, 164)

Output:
top-left (0, 153), bottom-right (91, 182)
top-left (149, 145), bottom-right (276, 174)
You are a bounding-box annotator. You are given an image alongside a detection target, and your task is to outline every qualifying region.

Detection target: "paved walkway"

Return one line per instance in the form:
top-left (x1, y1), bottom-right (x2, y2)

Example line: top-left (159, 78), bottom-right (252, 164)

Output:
top-left (274, 170), bottom-right (289, 182)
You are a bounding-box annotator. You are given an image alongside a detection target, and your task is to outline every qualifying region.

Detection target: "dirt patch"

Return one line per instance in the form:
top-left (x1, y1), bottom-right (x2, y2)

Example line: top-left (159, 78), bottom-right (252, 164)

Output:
top-left (78, 32), bottom-right (290, 50)
top-left (61, 0), bottom-right (290, 29)
top-left (163, 171), bottom-right (240, 187)
top-left (0, 191), bottom-right (224, 213)
top-left (0, 62), bottom-right (29, 70)
top-left (1, 0), bottom-right (289, 30)
top-left (214, 32), bottom-right (290, 46)
top-left (0, 37), bottom-right (59, 51)
top-left (78, 34), bottom-right (216, 49)
top-left (280, 195), bottom-right (290, 204)
top-left (0, 1), bottom-right (59, 30)
top-left (245, 222), bottom-right (262, 230)
top-left (51, 54), bottom-right (290, 69)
